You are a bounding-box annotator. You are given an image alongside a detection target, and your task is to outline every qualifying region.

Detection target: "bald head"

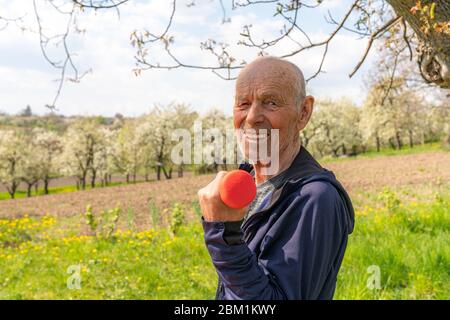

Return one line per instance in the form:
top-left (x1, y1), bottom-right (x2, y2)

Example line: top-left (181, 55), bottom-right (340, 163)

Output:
top-left (236, 56), bottom-right (306, 109)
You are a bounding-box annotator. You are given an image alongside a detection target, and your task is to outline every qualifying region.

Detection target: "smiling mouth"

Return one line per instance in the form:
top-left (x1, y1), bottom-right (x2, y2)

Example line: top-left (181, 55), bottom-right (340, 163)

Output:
top-left (245, 133), bottom-right (269, 140)
top-left (242, 129), bottom-right (271, 141)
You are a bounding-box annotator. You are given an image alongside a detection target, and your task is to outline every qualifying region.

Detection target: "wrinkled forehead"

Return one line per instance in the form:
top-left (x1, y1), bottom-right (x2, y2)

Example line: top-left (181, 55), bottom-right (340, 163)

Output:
top-left (237, 60), bottom-right (293, 84)
top-left (235, 59), bottom-right (304, 98)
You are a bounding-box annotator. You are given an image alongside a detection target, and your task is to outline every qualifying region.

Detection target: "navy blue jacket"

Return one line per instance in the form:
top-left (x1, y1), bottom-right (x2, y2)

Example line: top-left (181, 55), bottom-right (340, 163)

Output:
top-left (201, 147), bottom-right (355, 300)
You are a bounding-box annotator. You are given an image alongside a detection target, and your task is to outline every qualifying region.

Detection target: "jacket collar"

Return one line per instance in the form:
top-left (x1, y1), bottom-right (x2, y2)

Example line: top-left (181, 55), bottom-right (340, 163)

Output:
top-left (240, 146), bottom-right (327, 230)
top-left (239, 146), bottom-right (325, 185)
top-left (279, 145), bottom-right (325, 182)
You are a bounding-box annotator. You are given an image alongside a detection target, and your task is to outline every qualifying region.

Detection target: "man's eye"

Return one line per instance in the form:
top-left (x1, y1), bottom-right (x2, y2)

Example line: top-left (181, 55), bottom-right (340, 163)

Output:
top-left (265, 100), bottom-right (277, 106)
top-left (239, 102), bottom-right (250, 108)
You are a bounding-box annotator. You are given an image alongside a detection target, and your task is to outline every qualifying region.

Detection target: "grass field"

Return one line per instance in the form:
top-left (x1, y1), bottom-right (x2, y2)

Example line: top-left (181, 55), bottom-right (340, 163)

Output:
top-left (0, 146), bottom-right (449, 299)
top-left (0, 175), bottom-right (190, 201)
top-left (0, 193), bottom-right (448, 299)
top-left (0, 179), bottom-right (168, 201)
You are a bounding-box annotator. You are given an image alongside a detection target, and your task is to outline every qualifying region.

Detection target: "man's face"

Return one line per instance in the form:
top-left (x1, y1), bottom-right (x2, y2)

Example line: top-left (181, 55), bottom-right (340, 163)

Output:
top-left (233, 63), bottom-right (302, 164)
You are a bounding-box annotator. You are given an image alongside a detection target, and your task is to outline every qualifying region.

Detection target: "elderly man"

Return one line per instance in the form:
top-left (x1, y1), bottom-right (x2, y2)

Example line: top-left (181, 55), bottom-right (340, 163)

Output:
top-left (197, 56), bottom-right (354, 300)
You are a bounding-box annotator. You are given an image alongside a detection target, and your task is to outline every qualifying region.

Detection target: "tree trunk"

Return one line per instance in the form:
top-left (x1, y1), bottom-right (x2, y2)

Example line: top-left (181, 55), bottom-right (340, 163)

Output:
top-left (156, 166), bottom-right (161, 181)
top-left (388, 137), bottom-right (396, 149)
top-left (91, 170), bottom-right (96, 188)
top-left (44, 177), bottom-right (50, 195)
top-left (27, 184), bottom-right (32, 197)
top-left (7, 182), bottom-right (17, 199)
top-left (376, 135), bottom-right (381, 152)
top-left (35, 181), bottom-right (39, 195)
top-left (161, 166), bottom-right (172, 179)
top-left (331, 147), bottom-right (339, 157)
top-left (362, 145), bottom-right (367, 153)
top-left (408, 129), bottom-right (414, 148)
top-left (157, 137), bottom-right (166, 181)
top-left (178, 162), bottom-right (184, 178)
top-left (395, 131), bottom-right (403, 149)
top-left (386, 0), bottom-right (450, 88)
top-left (81, 169), bottom-right (88, 190)
top-left (222, 158), bottom-right (227, 171)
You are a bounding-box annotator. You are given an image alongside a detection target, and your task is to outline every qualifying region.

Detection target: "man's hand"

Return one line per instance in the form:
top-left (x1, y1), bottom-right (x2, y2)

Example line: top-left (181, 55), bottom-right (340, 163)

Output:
top-left (197, 171), bottom-right (248, 222)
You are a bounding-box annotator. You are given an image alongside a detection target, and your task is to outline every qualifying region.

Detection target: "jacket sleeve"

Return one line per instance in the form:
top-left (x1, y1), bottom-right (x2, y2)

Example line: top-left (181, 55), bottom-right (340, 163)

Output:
top-left (201, 181), bottom-right (349, 300)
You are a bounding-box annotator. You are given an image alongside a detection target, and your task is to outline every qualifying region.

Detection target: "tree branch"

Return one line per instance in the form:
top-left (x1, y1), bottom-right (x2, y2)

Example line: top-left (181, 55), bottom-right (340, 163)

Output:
top-left (349, 15), bottom-right (402, 78)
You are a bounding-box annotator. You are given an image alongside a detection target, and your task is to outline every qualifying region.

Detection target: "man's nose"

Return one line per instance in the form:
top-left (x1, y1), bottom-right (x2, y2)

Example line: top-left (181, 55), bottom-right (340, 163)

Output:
top-left (245, 101), bottom-right (265, 126)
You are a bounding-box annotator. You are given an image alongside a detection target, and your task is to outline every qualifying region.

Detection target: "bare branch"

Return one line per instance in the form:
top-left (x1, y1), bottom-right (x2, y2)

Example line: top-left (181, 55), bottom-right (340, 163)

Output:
top-left (232, 0), bottom-right (279, 8)
top-left (139, 0), bottom-right (176, 45)
top-left (218, 0), bottom-right (231, 23)
top-left (349, 15), bottom-right (402, 78)
top-left (380, 46), bottom-right (401, 106)
top-left (132, 0), bottom-right (244, 80)
top-left (71, 0), bottom-right (130, 9)
top-left (32, 0), bottom-right (128, 110)
top-left (280, 1), bottom-right (360, 58)
top-left (401, 17), bottom-right (413, 61)
top-left (325, 9), bottom-right (370, 38)
top-left (238, 2), bottom-right (300, 50)
top-left (306, 41), bottom-right (328, 82)
top-left (132, 0), bottom-right (349, 81)
top-left (0, 13), bottom-right (26, 31)
top-left (233, 0), bottom-right (320, 9)
top-left (7, 0), bottom-right (441, 107)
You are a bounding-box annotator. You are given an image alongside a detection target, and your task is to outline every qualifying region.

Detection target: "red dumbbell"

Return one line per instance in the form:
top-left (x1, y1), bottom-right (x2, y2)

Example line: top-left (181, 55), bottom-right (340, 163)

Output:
top-left (219, 170), bottom-right (257, 209)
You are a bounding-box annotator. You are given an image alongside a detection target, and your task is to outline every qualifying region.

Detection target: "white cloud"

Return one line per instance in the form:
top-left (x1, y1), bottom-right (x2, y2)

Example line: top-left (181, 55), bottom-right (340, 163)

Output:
top-left (0, 0), bottom-right (374, 117)
top-left (318, 0), bottom-right (345, 10)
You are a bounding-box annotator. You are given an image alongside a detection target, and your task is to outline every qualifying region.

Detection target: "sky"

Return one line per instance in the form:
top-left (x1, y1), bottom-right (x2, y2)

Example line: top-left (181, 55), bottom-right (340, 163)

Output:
top-left (0, 0), bottom-right (378, 117)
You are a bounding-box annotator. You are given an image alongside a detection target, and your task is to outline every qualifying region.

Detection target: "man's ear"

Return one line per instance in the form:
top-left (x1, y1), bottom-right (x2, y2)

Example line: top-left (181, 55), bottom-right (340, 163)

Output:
top-left (297, 95), bottom-right (314, 131)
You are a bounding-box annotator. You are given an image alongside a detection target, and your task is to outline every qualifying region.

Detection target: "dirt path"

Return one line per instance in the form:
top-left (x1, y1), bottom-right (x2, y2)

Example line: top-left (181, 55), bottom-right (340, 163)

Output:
top-left (324, 151), bottom-right (449, 191)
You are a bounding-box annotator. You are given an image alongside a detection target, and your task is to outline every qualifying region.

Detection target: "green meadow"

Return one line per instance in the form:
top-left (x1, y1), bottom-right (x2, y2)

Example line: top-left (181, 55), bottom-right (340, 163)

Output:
top-left (0, 185), bottom-right (448, 299)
